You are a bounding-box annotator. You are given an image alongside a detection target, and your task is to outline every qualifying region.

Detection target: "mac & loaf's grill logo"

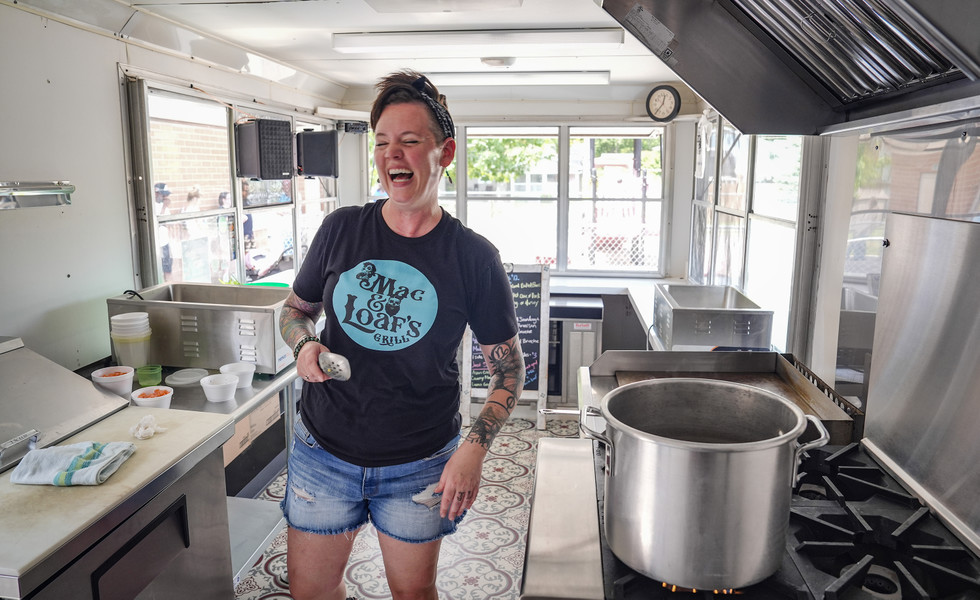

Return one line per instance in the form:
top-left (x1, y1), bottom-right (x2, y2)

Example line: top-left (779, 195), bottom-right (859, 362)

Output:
top-left (333, 260), bottom-right (438, 351)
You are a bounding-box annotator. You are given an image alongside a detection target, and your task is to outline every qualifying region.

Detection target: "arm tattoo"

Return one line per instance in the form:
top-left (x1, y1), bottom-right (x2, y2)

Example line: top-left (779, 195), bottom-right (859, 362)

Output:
top-left (466, 336), bottom-right (525, 451)
top-left (279, 292), bottom-right (324, 348)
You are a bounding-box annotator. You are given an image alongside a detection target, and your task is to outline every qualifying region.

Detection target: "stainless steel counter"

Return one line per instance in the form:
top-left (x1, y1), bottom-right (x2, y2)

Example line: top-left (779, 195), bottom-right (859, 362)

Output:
top-left (72, 361), bottom-right (299, 586)
top-left (0, 407), bottom-right (235, 599)
top-left (0, 341), bottom-right (129, 473)
top-left (521, 438), bottom-right (604, 600)
top-left (164, 365), bottom-right (297, 422)
top-left (159, 364), bottom-right (299, 583)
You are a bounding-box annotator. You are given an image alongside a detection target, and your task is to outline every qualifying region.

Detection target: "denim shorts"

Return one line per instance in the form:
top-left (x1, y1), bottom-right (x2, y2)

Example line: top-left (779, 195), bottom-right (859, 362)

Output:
top-left (281, 416), bottom-right (464, 543)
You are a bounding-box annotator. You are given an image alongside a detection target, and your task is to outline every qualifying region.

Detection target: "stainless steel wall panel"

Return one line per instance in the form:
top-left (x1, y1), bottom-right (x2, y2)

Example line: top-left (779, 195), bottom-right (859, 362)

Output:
top-left (865, 212), bottom-right (980, 555)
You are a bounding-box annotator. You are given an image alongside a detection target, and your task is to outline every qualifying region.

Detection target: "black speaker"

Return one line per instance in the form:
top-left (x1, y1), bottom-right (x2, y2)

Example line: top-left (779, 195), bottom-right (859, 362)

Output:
top-left (235, 119), bottom-right (293, 180)
top-left (296, 130), bottom-right (339, 178)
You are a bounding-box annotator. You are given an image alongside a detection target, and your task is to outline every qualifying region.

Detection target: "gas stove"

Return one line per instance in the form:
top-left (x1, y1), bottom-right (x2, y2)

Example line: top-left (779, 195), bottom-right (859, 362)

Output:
top-left (593, 443), bottom-right (980, 600)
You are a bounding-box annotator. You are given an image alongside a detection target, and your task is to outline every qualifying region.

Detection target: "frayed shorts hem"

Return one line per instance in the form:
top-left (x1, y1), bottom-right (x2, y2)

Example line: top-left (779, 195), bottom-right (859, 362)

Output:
top-left (284, 517), bottom-right (369, 538)
top-left (374, 511), bottom-right (466, 544)
top-left (283, 513), bottom-right (465, 544)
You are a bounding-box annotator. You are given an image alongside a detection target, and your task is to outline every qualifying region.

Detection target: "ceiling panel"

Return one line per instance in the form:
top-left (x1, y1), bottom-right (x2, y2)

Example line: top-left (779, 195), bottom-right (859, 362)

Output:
top-left (139, 0), bottom-right (672, 88)
top-left (17, 0), bottom-right (677, 105)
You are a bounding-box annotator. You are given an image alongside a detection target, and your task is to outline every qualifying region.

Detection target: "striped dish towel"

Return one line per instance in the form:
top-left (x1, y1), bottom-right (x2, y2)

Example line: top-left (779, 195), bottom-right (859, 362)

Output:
top-left (11, 442), bottom-right (136, 486)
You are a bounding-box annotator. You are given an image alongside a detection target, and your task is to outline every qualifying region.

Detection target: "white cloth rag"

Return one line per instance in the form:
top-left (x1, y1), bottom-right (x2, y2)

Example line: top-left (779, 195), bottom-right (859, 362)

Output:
top-left (130, 414), bottom-right (167, 440)
top-left (10, 441), bottom-right (136, 486)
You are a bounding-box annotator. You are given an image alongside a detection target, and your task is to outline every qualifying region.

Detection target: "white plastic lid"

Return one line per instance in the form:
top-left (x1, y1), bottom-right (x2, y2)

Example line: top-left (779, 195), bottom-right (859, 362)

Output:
top-left (165, 368), bottom-right (209, 386)
top-left (111, 312), bottom-right (149, 323)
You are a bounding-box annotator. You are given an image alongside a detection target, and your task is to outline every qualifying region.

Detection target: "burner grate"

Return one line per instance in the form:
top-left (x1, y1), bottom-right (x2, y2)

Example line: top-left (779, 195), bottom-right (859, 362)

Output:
top-left (591, 443), bottom-right (980, 599)
top-left (791, 501), bottom-right (980, 599)
top-left (795, 443), bottom-right (919, 507)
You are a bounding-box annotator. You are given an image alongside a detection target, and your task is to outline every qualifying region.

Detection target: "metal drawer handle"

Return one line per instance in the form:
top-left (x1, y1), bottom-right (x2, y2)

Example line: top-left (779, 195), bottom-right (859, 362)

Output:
top-left (0, 429), bottom-right (39, 459)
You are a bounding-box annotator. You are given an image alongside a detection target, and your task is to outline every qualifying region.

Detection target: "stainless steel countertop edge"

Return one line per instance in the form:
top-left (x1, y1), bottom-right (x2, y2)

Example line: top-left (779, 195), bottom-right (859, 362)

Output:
top-left (0, 413), bottom-right (235, 600)
top-left (520, 437), bottom-right (604, 600)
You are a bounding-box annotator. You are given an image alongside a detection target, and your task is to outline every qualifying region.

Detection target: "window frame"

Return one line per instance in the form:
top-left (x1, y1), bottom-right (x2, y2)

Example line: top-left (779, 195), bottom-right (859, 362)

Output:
top-left (687, 112), bottom-right (814, 351)
top-left (436, 123), bottom-right (668, 278)
top-left (125, 76), bottom-right (340, 288)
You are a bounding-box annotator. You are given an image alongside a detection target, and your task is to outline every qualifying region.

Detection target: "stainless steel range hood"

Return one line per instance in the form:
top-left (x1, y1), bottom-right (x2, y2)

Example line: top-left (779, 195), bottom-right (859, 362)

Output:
top-left (602, 0), bottom-right (980, 134)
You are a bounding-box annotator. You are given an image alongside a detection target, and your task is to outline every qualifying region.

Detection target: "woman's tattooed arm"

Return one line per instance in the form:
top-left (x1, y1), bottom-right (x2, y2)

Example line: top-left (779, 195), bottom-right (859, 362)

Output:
top-left (467, 335), bottom-right (525, 450)
top-left (279, 291), bottom-right (324, 348)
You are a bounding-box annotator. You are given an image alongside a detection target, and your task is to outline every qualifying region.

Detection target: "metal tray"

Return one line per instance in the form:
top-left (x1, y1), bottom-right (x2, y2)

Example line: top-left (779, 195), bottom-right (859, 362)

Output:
top-left (579, 350), bottom-right (863, 445)
top-left (0, 341), bottom-right (128, 473)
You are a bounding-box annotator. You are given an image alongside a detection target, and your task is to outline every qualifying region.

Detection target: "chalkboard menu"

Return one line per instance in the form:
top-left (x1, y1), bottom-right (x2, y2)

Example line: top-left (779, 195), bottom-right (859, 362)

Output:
top-left (464, 264), bottom-right (549, 400)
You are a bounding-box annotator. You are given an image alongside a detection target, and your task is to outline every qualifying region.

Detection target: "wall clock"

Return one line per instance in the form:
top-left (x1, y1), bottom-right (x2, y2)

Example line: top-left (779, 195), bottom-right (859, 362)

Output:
top-left (646, 85), bottom-right (681, 122)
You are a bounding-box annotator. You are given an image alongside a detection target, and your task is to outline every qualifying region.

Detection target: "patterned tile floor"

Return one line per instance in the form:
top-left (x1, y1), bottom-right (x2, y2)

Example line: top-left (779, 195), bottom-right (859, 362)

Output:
top-left (234, 417), bottom-right (580, 600)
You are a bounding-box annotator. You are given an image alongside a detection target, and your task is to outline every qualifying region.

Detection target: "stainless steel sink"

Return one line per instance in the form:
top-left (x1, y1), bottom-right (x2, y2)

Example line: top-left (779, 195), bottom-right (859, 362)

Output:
top-left (653, 284), bottom-right (773, 350)
top-left (658, 284), bottom-right (762, 309)
top-left (107, 283), bottom-right (292, 374)
top-left (134, 282), bottom-right (289, 306)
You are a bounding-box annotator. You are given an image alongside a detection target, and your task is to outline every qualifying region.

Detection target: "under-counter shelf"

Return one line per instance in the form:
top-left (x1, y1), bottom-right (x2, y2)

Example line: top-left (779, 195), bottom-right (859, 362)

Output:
top-left (228, 497), bottom-right (285, 586)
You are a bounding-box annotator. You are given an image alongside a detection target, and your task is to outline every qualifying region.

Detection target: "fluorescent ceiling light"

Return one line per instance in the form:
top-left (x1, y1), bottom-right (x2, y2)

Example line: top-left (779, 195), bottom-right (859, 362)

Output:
top-left (432, 71), bottom-right (610, 86)
top-left (315, 106), bottom-right (372, 120)
top-left (332, 28), bottom-right (624, 53)
top-left (364, 0), bottom-right (523, 12)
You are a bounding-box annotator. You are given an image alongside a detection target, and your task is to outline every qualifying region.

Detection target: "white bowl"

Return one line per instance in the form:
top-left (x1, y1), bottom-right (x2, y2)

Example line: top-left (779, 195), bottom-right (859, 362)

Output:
top-left (131, 385), bottom-right (174, 408)
top-left (200, 374), bottom-right (238, 403)
top-left (92, 366), bottom-right (135, 398)
top-left (219, 362), bottom-right (256, 388)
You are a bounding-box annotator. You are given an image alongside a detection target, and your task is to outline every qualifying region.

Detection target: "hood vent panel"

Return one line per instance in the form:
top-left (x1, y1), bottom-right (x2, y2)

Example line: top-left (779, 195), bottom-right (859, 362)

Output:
top-left (731, 0), bottom-right (958, 104)
top-left (603, 0), bottom-right (980, 134)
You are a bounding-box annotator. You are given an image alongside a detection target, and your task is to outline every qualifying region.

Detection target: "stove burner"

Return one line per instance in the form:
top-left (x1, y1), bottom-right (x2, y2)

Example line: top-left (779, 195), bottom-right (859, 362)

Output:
top-left (799, 482), bottom-right (830, 501)
top-left (862, 564), bottom-right (900, 599)
top-left (591, 442), bottom-right (980, 600)
top-left (795, 443), bottom-right (920, 507)
top-left (791, 504), bottom-right (980, 599)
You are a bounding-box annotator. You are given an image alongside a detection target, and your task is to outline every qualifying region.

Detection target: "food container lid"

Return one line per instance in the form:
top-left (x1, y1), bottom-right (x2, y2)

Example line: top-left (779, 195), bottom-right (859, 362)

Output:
top-left (165, 368), bottom-right (209, 386)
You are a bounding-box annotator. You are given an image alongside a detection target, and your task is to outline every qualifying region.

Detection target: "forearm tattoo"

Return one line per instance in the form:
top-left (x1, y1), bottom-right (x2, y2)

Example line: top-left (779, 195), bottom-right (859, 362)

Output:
top-left (279, 293), bottom-right (324, 348)
top-left (467, 336), bottom-right (525, 451)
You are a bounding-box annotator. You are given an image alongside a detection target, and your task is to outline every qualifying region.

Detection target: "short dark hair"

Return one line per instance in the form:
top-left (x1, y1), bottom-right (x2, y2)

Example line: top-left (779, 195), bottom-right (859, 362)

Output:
top-left (370, 70), bottom-right (452, 141)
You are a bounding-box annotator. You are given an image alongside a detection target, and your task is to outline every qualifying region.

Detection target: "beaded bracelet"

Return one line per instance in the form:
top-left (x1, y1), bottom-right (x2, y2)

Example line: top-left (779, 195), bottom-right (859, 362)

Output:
top-left (293, 334), bottom-right (319, 359)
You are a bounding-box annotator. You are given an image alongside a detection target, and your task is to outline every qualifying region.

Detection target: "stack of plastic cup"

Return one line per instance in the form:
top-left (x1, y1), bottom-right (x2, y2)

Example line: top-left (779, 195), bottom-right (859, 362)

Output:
top-left (110, 312), bottom-right (152, 368)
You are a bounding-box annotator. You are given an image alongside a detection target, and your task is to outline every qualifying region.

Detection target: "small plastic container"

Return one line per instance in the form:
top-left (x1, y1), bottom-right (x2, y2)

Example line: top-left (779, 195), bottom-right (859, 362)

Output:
top-left (136, 364), bottom-right (162, 386)
top-left (131, 385), bottom-right (173, 409)
top-left (92, 366), bottom-right (135, 398)
top-left (111, 329), bottom-right (152, 369)
top-left (219, 362), bottom-right (256, 388)
top-left (200, 374), bottom-right (238, 403)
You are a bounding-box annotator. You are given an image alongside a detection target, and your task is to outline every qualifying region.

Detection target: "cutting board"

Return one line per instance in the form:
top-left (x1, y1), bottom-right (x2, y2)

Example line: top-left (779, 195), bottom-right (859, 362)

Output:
top-left (0, 407), bottom-right (233, 582)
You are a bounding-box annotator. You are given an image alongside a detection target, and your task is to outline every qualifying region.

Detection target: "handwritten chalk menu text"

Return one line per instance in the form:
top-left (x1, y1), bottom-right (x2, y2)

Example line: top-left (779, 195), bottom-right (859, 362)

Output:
top-left (470, 269), bottom-right (544, 392)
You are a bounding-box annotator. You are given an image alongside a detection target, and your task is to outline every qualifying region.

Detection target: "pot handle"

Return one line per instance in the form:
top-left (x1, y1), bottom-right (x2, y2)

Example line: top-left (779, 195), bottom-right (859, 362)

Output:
top-left (579, 405), bottom-right (612, 448)
top-left (793, 415), bottom-right (830, 481)
top-left (538, 406), bottom-right (612, 448)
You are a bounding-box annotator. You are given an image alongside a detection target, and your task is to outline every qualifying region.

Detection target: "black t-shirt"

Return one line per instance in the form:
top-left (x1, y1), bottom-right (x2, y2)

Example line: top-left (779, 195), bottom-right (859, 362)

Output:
top-left (292, 200), bottom-right (518, 467)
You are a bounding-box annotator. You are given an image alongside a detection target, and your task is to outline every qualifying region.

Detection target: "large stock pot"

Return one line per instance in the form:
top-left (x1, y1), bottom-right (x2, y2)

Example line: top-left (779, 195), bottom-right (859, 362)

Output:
top-left (581, 378), bottom-right (829, 590)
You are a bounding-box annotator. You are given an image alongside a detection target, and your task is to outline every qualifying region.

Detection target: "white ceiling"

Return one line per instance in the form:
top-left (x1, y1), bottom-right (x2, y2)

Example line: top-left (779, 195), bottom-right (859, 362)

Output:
top-left (130, 0), bottom-right (675, 97)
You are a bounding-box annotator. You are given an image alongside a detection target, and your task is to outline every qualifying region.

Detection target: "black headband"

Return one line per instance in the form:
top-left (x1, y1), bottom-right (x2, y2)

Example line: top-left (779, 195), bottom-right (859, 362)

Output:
top-left (411, 76), bottom-right (456, 140)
